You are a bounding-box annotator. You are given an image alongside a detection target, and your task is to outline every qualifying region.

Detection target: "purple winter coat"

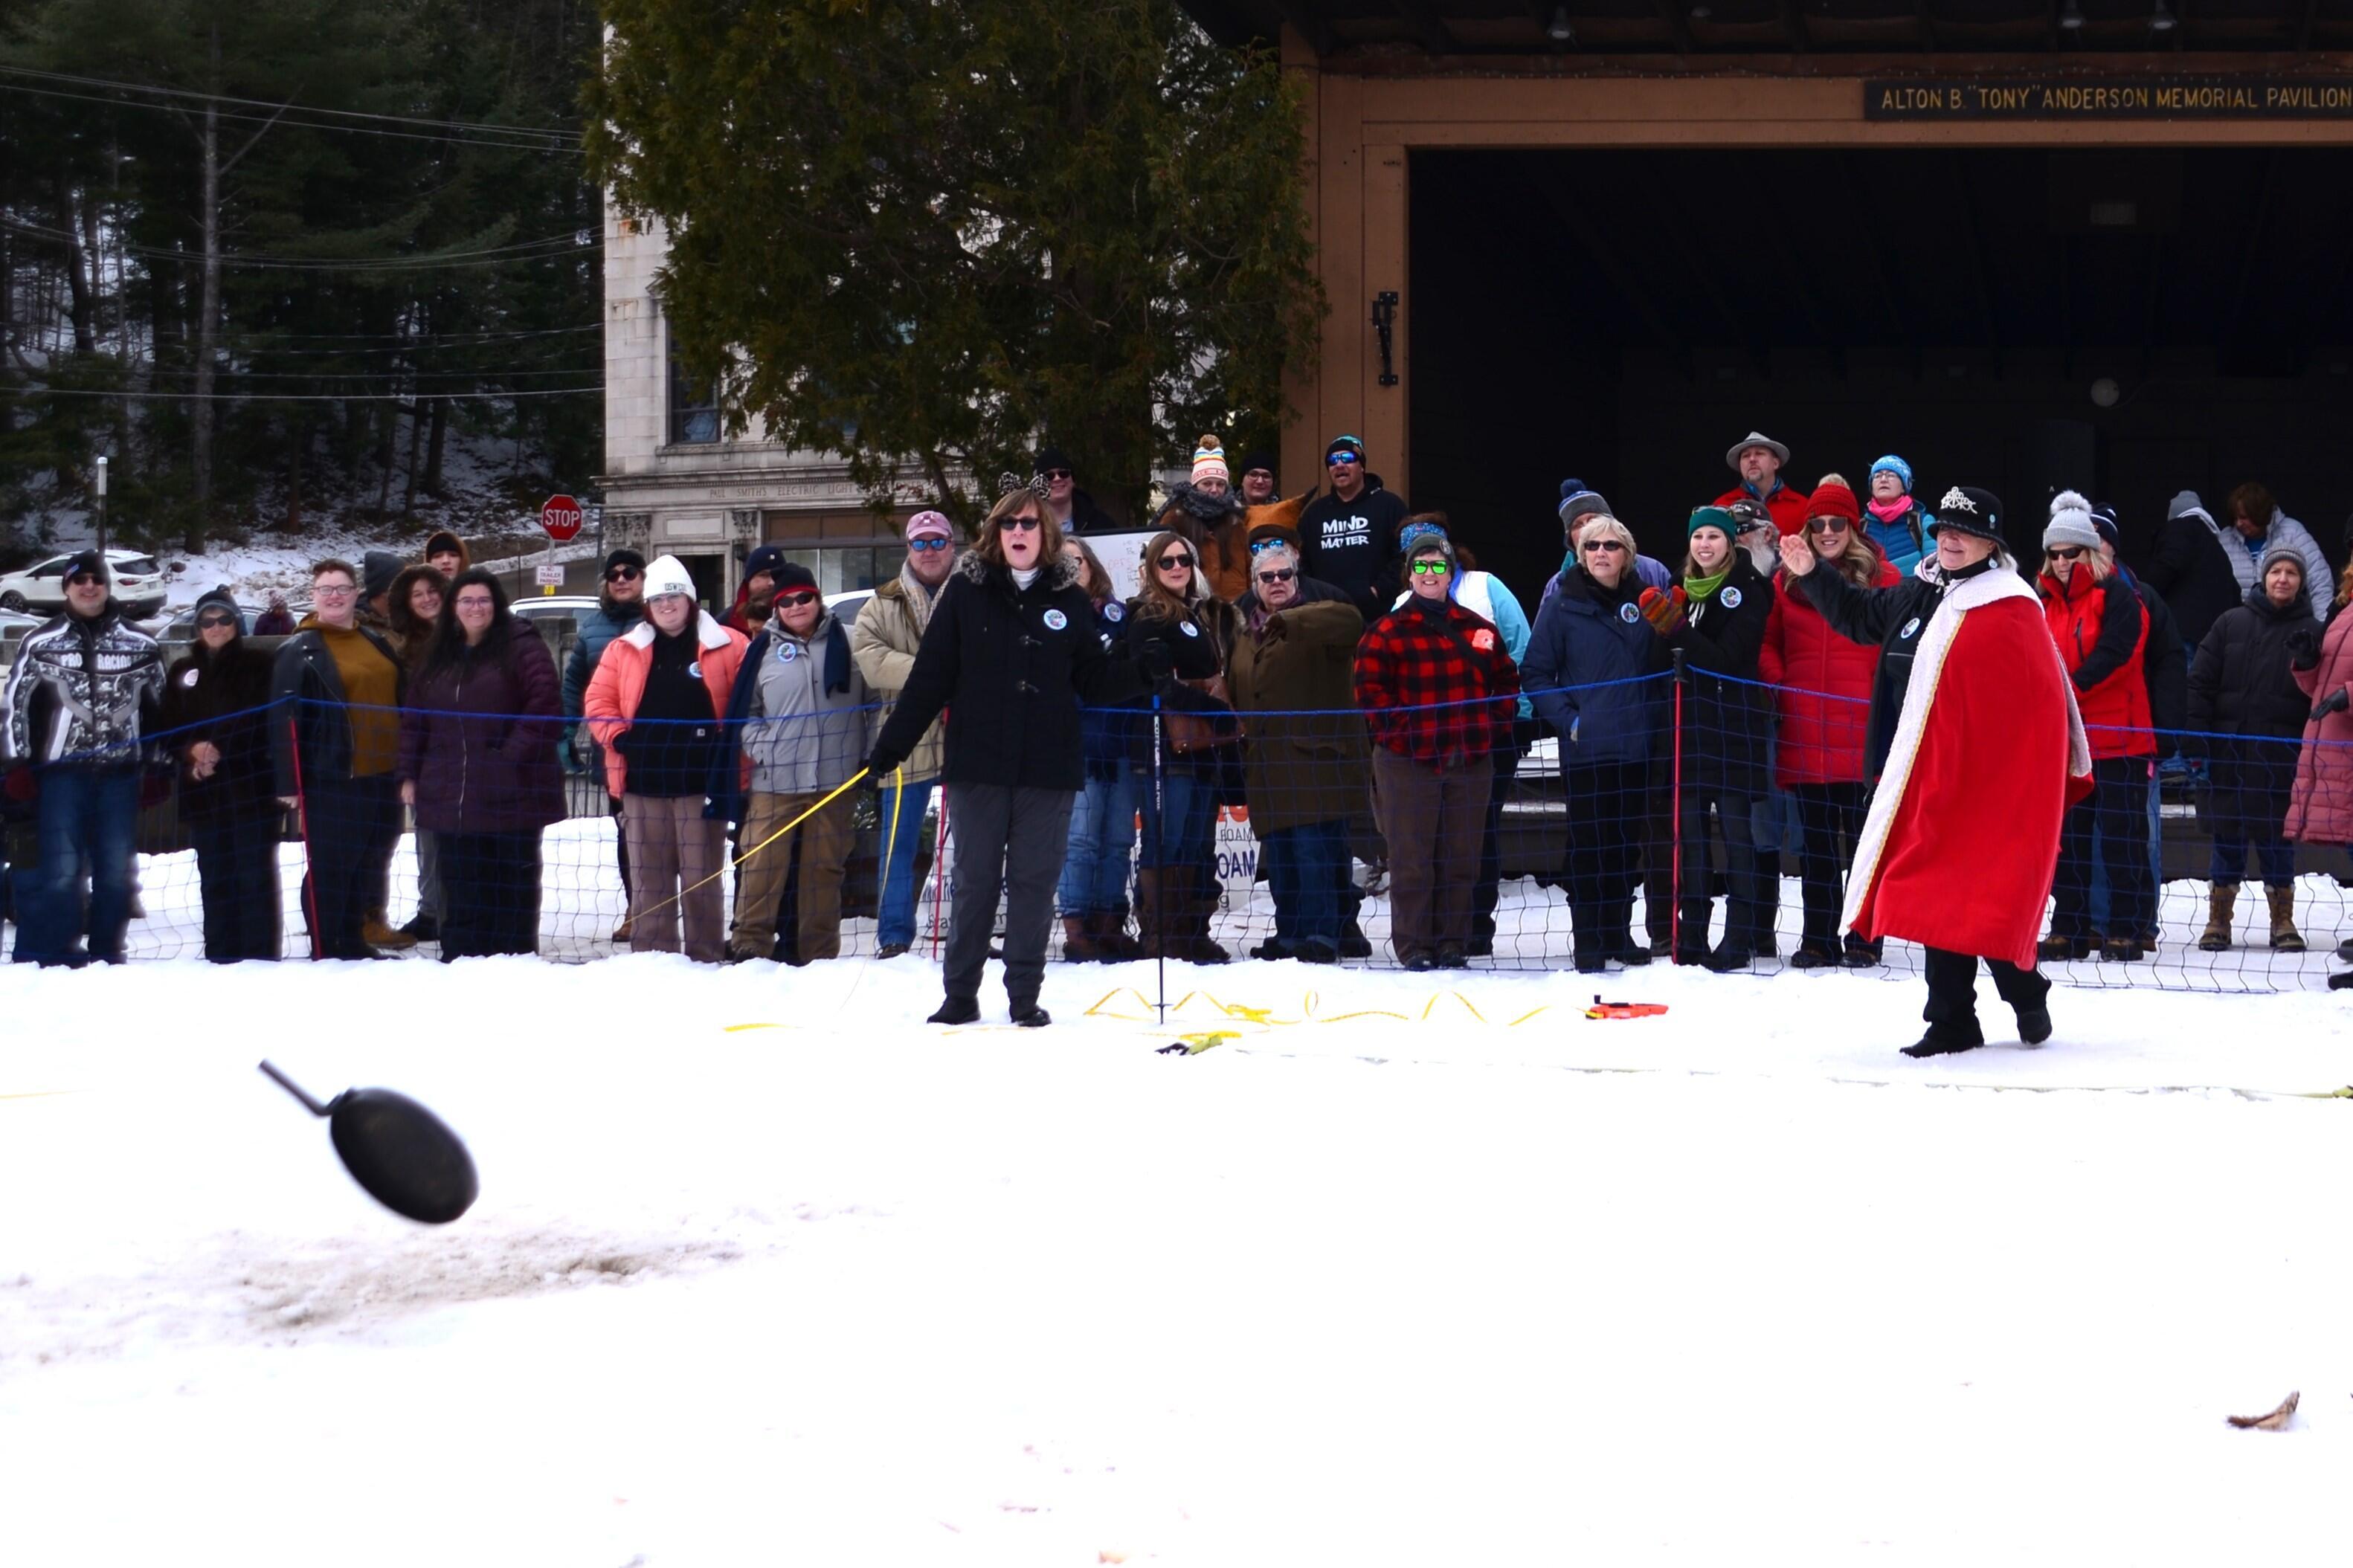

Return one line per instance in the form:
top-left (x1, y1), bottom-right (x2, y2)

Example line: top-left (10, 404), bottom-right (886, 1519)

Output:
top-left (396, 627), bottom-right (565, 834)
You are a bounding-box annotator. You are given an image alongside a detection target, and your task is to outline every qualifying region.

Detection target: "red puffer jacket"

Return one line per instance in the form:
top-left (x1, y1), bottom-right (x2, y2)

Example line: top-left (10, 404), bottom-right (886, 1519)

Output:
top-left (1759, 545), bottom-right (1900, 784)
top-left (2040, 565), bottom-right (2154, 760)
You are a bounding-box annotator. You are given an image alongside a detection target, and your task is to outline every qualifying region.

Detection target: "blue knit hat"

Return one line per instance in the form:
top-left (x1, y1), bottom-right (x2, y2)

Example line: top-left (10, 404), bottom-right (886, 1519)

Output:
top-left (1870, 455), bottom-right (1913, 491)
top-left (1557, 479), bottom-right (1611, 531)
top-left (1397, 518), bottom-right (1449, 555)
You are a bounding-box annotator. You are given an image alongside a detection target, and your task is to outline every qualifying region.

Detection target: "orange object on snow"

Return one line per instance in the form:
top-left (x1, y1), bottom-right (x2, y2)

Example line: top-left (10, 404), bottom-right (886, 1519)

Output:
top-left (1583, 996), bottom-right (1669, 1021)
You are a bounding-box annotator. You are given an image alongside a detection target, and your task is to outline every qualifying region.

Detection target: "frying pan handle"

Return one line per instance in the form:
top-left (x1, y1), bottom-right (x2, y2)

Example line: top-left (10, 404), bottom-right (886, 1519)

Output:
top-left (258, 1059), bottom-right (334, 1117)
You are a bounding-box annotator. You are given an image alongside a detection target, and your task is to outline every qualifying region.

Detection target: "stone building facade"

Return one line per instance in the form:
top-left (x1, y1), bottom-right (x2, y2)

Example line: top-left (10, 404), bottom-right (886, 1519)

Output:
top-left (597, 208), bottom-right (926, 607)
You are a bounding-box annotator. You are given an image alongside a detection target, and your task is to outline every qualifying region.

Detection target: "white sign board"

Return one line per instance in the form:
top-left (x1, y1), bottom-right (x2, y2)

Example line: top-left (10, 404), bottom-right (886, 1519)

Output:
top-left (535, 562), bottom-right (565, 587)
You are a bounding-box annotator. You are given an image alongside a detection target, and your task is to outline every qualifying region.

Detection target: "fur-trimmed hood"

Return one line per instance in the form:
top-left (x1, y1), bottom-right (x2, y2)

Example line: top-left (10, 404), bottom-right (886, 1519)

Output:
top-left (957, 549), bottom-right (1081, 593)
top-left (618, 607), bottom-right (735, 651)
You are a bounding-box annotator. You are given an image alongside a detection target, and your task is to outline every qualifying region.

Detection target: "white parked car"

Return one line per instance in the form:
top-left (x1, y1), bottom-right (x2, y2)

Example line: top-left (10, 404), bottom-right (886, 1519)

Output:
top-left (0, 549), bottom-right (167, 619)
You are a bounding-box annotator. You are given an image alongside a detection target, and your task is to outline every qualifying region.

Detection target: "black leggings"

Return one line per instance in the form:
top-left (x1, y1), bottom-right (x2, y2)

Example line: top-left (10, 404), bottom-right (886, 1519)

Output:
top-left (1792, 781), bottom-right (1866, 947)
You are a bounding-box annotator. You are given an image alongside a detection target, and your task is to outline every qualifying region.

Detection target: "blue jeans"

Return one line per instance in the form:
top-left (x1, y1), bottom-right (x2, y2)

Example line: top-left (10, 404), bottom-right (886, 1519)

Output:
top-left (1264, 819), bottom-right (1348, 943)
top-left (1058, 770), bottom-right (1138, 916)
top-left (1136, 767), bottom-right (1217, 873)
top-left (874, 774), bottom-right (936, 949)
top-left (2210, 833), bottom-right (2296, 888)
top-left (13, 764), bottom-right (139, 965)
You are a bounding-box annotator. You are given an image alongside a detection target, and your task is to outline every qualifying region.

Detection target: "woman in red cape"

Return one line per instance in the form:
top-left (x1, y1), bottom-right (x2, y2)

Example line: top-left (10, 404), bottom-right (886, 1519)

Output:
top-left (1781, 485), bottom-right (2092, 1057)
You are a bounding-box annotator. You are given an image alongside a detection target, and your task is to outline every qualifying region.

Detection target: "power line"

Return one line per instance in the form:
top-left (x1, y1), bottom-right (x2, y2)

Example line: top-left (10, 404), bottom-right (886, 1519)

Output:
top-left (0, 80), bottom-right (582, 152)
top-left (0, 63), bottom-right (582, 146)
top-left (1, 216), bottom-right (596, 271)
top-left (16, 384), bottom-right (602, 402)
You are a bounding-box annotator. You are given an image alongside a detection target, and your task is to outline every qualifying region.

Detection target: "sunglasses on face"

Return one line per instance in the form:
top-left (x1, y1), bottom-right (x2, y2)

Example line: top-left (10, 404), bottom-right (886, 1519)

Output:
top-left (604, 566), bottom-right (641, 583)
top-left (2050, 546), bottom-right (2088, 561)
top-left (1581, 540), bottom-right (1626, 554)
top-left (1001, 515), bottom-right (1041, 533)
top-left (1249, 537), bottom-right (1290, 555)
top-left (1256, 568), bottom-right (1296, 584)
top-left (1159, 553), bottom-right (1196, 570)
top-left (908, 537), bottom-right (953, 552)
top-left (1326, 452), bottom-right (1360, 467)
top-left (778, 591), bottom-right (820, 607)
top-left (1042, 468), bottom-right (1072, 482)
top-left (66, 573), bottom-right (103, 588)
top-left (1806, 517), bottom-right (1850, 533)
top-left (1411, 559), bottom-right (1451, 576)
top-left (196, 613), bottom-right (237, 630)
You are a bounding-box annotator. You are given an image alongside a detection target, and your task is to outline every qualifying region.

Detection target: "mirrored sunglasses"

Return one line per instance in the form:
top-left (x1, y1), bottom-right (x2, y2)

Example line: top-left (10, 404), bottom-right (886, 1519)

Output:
top-left (907, 537), bottom-right (953, 552)
top-left (1325, 451), bottom-right (1360, 466)
top-left (1410, 559), bottom-right (1452, 576)
top-left (1248, 537), bottom-right (1290, 555)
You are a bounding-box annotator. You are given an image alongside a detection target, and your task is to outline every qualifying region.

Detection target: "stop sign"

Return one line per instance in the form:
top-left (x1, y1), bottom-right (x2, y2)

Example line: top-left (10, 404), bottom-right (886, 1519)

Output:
top-left (540, 494), bottom-right (583, 543)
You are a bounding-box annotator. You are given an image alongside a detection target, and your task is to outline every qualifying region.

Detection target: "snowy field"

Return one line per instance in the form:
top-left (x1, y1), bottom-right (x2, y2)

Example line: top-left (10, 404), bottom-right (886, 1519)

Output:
top-left (5, 952), bottom-right (2352, 1566)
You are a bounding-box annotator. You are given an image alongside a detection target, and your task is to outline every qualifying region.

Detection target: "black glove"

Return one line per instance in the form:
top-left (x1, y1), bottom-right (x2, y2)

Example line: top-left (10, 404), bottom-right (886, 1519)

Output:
top-left (1136, 636), bottom-right (1176, 680)
top-left (2286, 626), bottom-right (2321, 671)
top-left (862, 746), bottom-right (907, 779)
top-left (611, 726), bottom-right (636, 757)
top-left (2312, 687), bottom-right (2349, 723)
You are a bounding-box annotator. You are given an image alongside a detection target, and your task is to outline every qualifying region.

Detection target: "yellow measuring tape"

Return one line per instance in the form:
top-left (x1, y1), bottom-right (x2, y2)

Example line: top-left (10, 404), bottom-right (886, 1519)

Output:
top-left (631, 765), bottom-right (879, 918)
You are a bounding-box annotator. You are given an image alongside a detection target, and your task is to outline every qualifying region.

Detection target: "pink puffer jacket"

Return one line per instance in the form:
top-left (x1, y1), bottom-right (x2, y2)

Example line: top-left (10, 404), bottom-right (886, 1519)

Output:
top-left (2283, 609), bottom-right (2353, 845)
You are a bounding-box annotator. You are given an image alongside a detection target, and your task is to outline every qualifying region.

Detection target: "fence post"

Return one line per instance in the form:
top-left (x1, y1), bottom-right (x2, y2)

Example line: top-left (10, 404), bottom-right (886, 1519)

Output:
top-left (1670, 648), bottom-right (1686, 964)
top-left (286, 712), bottom-right (321, 961)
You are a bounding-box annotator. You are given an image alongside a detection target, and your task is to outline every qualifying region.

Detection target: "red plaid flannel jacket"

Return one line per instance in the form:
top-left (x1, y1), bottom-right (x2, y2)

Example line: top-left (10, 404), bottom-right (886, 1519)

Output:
top-left (1351, 599), bottom-right (1522, 767)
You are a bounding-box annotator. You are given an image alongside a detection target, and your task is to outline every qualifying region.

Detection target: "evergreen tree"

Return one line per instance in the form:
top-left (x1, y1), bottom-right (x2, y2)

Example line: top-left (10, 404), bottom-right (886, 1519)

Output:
top-left (587, 0), bottom-right (1320, 526)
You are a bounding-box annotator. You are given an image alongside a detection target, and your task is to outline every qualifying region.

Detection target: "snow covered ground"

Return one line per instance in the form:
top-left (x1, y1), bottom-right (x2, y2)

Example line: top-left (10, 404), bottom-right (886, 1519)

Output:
top-left (4, 953), bottom-right (2351, 1566)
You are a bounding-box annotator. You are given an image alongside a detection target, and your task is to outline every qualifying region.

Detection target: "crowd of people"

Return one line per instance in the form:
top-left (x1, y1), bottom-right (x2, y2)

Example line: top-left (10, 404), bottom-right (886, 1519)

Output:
top-left (7, 430), bottom-right (2353, 1039)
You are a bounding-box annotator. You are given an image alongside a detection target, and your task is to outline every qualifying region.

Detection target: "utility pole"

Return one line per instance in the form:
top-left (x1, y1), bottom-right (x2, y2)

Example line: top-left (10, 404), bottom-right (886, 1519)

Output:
top-left (94, 454), bottom-right (108, 557)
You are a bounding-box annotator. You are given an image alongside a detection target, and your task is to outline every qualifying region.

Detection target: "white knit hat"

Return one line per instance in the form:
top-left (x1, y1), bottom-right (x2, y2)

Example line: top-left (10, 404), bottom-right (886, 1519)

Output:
top-left (2042, 491), bottom-right (2102, 553)
top-left (643, 553), bottom-right (696, 600)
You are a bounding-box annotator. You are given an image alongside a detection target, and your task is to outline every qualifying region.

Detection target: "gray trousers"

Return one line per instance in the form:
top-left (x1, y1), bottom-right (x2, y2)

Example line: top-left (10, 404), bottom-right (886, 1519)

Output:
top-left (944, 783), bottom-right (1075, 1010)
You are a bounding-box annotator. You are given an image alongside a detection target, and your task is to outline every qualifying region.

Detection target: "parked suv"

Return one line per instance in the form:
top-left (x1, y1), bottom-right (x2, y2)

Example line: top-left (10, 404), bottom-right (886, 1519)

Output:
top-left (0, 549), bottom-right (167, 618)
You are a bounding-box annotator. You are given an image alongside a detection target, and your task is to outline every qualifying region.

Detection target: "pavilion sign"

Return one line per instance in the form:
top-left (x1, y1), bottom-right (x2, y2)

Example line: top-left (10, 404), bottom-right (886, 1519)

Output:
top-left (1864, 77), bottom-right (2353, 120)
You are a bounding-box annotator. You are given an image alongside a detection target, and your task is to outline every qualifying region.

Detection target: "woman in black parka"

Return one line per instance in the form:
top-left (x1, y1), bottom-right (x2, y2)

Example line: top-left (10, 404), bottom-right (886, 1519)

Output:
top-left (2188, 543), bottom-right (2319, 952)
top-left (161, 587), bottom-right (283, 961)
top-left (1645, 505), bottom-right (1775, 970)
top-left (864, 483), bottom-right (1147, 1027)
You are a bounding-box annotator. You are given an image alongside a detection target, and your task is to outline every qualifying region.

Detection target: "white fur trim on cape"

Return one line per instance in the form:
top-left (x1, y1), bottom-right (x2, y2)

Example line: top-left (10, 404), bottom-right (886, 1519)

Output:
top-left (619, 608), bottom-right (734, 653)
top-left (1841, 570), bottom-right (2093, 932)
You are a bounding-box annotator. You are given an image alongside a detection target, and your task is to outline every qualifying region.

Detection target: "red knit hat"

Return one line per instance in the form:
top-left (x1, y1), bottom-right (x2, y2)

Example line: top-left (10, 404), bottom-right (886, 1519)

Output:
top-left (1806, 472), bottom-right (1861, 523)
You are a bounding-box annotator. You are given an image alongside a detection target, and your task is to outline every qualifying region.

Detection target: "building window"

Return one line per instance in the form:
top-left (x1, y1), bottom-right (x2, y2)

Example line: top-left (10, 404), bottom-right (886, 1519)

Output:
top-left (667, 349), bottom-right (719, 445)
top-left (777, 546), bottom-right (889, 595)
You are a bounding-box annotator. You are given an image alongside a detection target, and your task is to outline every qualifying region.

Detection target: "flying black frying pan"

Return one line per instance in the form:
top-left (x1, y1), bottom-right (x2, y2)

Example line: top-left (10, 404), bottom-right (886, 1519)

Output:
top-left (259, 1060), bottom-right (479, 1225)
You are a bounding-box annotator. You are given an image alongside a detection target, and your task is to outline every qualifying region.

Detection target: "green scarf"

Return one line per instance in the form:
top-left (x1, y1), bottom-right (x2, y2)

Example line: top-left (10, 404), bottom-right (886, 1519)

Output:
top-left (1684, 567), bottom-right (1731, 602)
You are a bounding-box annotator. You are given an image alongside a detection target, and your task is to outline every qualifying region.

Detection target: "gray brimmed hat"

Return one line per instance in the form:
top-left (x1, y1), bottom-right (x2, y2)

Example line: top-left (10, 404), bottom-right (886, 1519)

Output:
top-left (1725, 430), bottom-right (1790, 469)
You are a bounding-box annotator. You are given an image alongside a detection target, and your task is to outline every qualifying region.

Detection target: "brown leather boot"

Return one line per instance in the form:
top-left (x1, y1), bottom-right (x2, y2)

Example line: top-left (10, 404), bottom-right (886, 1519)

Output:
top-left (2267, 884), bottom-right (2305, 952)
top-left (1094, 907), bottom-right (1142, 961)
top-left (2198, 884), bottom-right (2237, 952)
top-left (1060, 914), bottom-right (1102, 962)
top-left (1133, 869), bottom-right (1173, 958)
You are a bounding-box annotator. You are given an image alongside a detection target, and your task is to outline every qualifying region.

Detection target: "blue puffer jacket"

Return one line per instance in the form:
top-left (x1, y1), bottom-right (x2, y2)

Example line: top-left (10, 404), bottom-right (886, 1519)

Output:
top-left (1522, 564), bottom-right (1670, 767)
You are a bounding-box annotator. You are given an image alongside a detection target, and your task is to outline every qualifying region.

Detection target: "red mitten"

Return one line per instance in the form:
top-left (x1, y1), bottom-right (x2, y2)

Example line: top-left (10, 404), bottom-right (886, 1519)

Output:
top-left (1637, 585), bottom-right (1688, 635)
top-left (3, 766), bottom-right (35, 804)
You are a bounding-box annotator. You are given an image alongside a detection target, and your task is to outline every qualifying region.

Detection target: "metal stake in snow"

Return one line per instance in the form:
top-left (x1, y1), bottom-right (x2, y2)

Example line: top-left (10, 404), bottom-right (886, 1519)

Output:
top-left (258, 1060), bottom-right (480, 1225)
